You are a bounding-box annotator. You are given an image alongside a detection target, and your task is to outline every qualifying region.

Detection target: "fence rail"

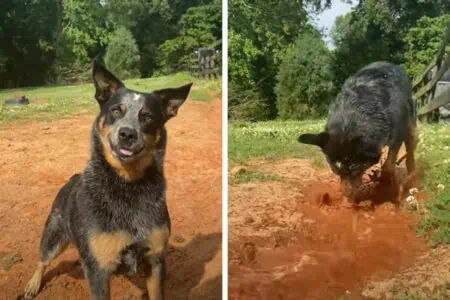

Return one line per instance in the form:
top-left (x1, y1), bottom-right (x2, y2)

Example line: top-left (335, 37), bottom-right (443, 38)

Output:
top-left (414, 21), bottom-right (450, 117)
top-left (191, 39), bottom-right (222, 79)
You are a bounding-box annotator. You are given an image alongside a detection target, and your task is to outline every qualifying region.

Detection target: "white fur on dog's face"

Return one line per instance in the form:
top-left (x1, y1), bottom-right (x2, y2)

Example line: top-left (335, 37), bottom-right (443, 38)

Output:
top-left (133, 93), bottom-right (141, 102)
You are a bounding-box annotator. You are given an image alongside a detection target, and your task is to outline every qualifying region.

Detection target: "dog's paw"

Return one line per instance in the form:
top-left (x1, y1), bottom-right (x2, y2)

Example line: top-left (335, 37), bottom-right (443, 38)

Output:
top-left (368, 169), bottom-right (381, 182)
top-left (23, 278), bottom-right (40, 300)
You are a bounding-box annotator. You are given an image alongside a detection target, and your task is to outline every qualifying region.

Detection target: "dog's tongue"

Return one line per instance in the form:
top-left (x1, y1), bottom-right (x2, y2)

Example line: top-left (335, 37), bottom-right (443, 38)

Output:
top-left (120, 148), bottom-right (133, 156)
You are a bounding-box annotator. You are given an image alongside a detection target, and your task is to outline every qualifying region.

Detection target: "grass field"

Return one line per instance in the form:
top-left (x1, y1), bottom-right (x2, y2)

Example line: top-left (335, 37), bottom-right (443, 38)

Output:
top-left (229, 120), bottom-right (327, 166)
top-left (0, 73), bottom-right (221, 124)
top-left (229, 119), bottom-right (450, 245)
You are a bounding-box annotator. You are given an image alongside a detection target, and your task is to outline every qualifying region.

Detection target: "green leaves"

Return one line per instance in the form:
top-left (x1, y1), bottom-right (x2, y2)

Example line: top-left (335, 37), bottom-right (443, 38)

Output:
top-left (404, 14), bottom-right (450, 80)
top-left (157, 3), bottom-right (222, 75)
top-left (104, 27), bottom-right (141, 80)
top-left (275, 29), bottom-right (334, 120)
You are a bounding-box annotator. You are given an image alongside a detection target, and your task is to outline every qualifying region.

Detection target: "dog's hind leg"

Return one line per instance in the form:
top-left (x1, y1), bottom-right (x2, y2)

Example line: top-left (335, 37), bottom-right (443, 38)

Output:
top-left (405, 124), bottom-right (418, 174)
top-left (24, 209), bottom-right (69, 299)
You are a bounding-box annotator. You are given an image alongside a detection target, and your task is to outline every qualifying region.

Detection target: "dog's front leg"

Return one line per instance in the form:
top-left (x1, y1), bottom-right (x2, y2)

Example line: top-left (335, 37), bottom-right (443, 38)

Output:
top-left (85, 231), bottom-right (132, 300)
top-left (83, 261), bottom-right (111, 300)
top-left (145, 255), bottom-right (166, 300)
top-left (145, 226), bottom-right (170, 300)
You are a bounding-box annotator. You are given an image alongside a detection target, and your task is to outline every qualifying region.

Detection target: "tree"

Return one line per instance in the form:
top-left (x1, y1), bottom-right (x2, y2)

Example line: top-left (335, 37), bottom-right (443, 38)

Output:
top-left (330, 0), bottom-right (450, 88)
top-left (229, 0), bottom-right (332, 119)
top-left (50, 0), bottom-right (112, 84)
top-left (275, 29), bottom-right (333, 119)
top-left (0, 0), bottom-right (60, 87)
top-left (404, 15), bottom-right (450, 80)
top-left (104, 27), bottom-right (141, 79)
top-left (57, 0), bottom-right (111, 64)
top-left (157, 2), bottom-right (222, 74)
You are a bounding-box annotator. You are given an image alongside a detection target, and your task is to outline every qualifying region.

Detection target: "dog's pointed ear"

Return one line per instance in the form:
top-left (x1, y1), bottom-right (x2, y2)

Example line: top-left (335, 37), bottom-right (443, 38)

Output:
top-left (92, 58), bottom-right (124, 107)
top-left (154, 83), bottom-right (193, 120)
top-left (298, 132), bottom-right (329, 149)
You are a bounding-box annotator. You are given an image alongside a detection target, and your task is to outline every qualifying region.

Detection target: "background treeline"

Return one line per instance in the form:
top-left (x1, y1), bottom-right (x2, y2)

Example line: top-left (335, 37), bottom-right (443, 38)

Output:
top-left (0, 0), bottom-right (221, 88)
top-left (229, 0), bottom-right (450, 121)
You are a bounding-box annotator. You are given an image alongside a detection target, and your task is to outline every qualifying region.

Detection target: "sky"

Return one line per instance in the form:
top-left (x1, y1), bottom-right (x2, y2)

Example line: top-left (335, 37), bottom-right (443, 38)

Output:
top-left (313, 0), bottom-right (357, 48)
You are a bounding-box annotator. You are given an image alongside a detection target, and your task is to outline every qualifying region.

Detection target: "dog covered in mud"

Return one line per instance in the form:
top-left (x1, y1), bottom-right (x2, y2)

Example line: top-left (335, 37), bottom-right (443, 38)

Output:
top-left (298, 62), bottom-right (417, 202)
top-left (22, 59), bottom-right (192, 300)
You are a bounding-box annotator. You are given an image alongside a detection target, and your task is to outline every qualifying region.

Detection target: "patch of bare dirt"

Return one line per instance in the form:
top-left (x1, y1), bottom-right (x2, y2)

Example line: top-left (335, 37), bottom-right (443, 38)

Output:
top-left (229, 159), bottom-right (429, 300)
top-left (361, 246), bottom-right (450, 299)
top-left (0, 99), bottom-right (222, 299)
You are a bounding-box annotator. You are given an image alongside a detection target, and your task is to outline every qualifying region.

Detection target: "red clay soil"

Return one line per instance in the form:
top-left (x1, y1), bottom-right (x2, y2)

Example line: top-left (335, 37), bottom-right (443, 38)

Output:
top-left (0, 99), bottom-right (222, 300)
top-left (228, 160), bottom-right (428, 300)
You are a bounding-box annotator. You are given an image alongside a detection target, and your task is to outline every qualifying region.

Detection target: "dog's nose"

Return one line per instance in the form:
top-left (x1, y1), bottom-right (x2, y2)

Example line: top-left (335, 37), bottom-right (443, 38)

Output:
top-left (118, 127), bottom-right (137, 143)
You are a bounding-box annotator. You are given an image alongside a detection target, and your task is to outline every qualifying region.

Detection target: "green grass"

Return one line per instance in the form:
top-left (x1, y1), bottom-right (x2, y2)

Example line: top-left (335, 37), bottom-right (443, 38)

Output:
top-left (0, 73), bottom-right (221, 124)
top-left (229, 119), bottom-right (450, 246)
top-left (414, 124), bottom-right (450, 246)
top-left (230, 167), bottom-right (281, 184)
top-left (228, 119), bottom-right (326, 166)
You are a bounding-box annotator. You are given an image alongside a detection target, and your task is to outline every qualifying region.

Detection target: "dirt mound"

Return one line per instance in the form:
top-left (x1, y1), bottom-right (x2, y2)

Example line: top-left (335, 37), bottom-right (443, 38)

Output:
top-left (0, 99), bottom-right (222, 299)
top-left (229, 160), bottom-right (427, 300)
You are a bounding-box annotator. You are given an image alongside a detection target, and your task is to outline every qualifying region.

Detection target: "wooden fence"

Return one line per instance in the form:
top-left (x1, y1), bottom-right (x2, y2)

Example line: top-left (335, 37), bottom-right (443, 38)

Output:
top-left (414, 21), bottom-right (450, 119)
top-left (190, 39), bottom-right (222, 79)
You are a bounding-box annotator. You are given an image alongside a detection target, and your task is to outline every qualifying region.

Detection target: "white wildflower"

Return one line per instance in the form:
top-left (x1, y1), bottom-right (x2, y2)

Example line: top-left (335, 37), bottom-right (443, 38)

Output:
top-left (409, 188), bottom-right (419, 196)
top-left (406, 195), bottom-right (416, 203)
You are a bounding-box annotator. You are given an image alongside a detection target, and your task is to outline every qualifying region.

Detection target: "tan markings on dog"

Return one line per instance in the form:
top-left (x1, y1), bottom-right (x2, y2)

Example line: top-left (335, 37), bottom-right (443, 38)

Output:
top-left (24, 262), bottom-right (46, 298)
top-left (147, 263), bottom-right (162, 300)
top-left (144, 128), bottom-right (161, 149)
top-left (147, 226), bottom-right (170, 257)
top-left (89, 232), bottom-right (132, 270)
top-left (145, 226), bottom-right (169, 300)
top-left (98, 120), bottom-right (160, 181)
top-left (42, 240), bottom-right (69, 265)
top-left (24, 240), bottom-right (69, 298)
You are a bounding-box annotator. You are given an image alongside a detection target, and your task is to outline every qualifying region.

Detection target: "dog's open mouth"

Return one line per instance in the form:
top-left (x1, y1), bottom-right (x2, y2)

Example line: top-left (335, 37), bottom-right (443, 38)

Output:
top-left (118, 146), bottom-right (144, 159)
top-left (108, 139), bottom-right (144, 162)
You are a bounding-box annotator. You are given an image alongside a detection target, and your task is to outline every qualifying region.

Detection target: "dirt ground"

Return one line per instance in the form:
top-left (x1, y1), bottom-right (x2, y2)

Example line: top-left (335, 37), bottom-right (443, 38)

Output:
top-left (228, 158), bottom-right (449, 300)
top-left (0, 99), bottom-right (222, 300)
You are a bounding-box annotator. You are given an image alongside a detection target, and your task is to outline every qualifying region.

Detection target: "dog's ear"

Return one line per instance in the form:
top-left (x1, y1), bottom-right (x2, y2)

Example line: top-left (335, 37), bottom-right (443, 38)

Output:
top-left (154, 83), bottom-right (193, 120)
top-left (92, 58), bottom-right (124, 107)
top-left (298, 132), bottom-right (329, 149)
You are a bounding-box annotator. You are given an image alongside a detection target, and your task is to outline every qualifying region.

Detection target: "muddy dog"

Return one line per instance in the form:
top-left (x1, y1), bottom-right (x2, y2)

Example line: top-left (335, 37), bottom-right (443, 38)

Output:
top-left (22, 59), bottom-right (192, 300)
top-left (298, 62), bottom-right (417, 201)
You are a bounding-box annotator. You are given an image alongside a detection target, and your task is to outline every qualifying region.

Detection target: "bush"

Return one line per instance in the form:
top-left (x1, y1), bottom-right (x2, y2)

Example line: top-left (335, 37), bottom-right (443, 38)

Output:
top-left (403, 14), bottom-right (450, 80)
top-left (104, 27), bottom-right (141, 79)
top-left (228, 83), bottom-right (270, 121)
top-left (157, 3), bottom-right (221, 74)
top-left (275, 30), bottom-right (334, 120)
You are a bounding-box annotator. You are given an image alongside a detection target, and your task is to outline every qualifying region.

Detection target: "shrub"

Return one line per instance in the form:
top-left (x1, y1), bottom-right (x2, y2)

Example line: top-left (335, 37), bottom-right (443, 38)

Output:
top-left (104, 27), bottom-right (141, 79)
top-left (228, 83), bottom-right (270, 121)
top-left (275, 30), bottom-right (334, 120)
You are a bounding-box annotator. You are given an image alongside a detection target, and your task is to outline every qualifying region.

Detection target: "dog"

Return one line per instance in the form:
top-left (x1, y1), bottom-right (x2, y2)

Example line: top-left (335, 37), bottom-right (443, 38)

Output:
top-left (298, 61), bottom-right (417, 201)
top-left (22, 59), bottom-right (192, 300)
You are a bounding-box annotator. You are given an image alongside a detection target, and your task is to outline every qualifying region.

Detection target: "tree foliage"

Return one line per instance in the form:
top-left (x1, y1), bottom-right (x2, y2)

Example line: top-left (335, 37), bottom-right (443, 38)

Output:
top-left (158, 2), bottom-right (222, 74)
top-left (0, 0), bottom-right (221, 87)
top-left (0, 0), bottom-right (59, 87)
top-left (228, 0), bottom-right (332, 119)
top-left (104, 27), bottom-right (141, 80)
top-left (330, 0), bottom-right (450, 87)
top-left (404, 15), bottom-right (450, 80)
top-left (276, 30), bottom-right (333, 119)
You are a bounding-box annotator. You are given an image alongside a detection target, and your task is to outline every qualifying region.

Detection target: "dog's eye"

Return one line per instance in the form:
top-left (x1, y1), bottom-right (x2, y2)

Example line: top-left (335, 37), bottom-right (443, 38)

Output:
top-left (141, 113), bottom-right (152, 122)
top-left (112, 109), bottom-right (121, 117)
top-left (111, 105), bottom-right (123, 117)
